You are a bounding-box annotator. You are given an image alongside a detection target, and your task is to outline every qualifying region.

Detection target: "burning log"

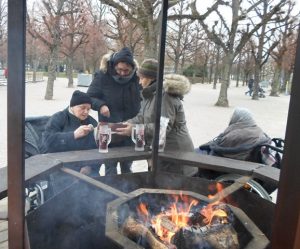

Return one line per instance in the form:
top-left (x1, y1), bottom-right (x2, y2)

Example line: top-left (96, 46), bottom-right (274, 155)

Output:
top-left (122, 216), bottom-right (177, 249)
top-left (172, 223), bottom-right (239, 249)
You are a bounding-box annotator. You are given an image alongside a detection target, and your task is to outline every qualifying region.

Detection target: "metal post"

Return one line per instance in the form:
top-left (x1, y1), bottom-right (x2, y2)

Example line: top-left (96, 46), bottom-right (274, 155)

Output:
top-left (271, 28), bottom-right (300, 248)
top-left (152, 0), bottom-right (168, 174)
top-left (7, 0), bottom-right (26, 248)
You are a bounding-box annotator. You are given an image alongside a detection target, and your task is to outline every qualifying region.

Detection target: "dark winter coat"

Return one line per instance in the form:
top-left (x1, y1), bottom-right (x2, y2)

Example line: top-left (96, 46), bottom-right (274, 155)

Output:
top-left (87, 53), bottom-right (141, 123)
top-left (130, 74), bottom-right (197, 176)
top-left (41, 108), bottom-right (97, 153)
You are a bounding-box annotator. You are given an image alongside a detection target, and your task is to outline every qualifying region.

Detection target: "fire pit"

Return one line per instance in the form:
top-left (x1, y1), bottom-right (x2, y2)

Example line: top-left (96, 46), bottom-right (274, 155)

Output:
top-left (106, 189), bottom-right (268, 249)
top-left (26, 170), bottom-right (274, 249)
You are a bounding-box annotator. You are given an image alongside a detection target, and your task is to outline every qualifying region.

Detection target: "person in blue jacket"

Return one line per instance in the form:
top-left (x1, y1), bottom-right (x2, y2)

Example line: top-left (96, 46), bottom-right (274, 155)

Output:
top-left (42, 90), bottom-right (98, 175)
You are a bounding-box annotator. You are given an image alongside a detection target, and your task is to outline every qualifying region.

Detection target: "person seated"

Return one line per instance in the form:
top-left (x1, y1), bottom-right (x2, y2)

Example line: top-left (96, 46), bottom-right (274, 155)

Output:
top-left (196, 107), bottom-right (271, 161)
top-left (41, 90), bottom-right (98, 176)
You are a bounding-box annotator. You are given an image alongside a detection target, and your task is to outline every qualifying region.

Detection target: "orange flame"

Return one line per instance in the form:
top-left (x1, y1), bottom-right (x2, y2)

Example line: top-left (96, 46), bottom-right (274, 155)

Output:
top-left (202, 182), bottom-right (230, 224)
top-left (137, 202), bottom-right (149, 222)
top-left (137, 194), bottom-right (199, 243)
top-left (136, 187), bottom-right (230, 244)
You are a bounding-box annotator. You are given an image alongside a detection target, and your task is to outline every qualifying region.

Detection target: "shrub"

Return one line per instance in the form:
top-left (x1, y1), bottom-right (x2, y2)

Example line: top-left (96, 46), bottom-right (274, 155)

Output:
top-left (183, 65), bottom-right (207, 77)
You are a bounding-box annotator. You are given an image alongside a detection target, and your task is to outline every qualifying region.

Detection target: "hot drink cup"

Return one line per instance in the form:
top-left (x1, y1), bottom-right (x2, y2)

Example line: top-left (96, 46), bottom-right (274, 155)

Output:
top-left (158, 127), bottom-right (167, 152)
top-left (98, 125), bottom-right (111, 153)
top-left (131, 124), bottom-right (145, 151)
top-left (158, 116), bottom-right (169, 152)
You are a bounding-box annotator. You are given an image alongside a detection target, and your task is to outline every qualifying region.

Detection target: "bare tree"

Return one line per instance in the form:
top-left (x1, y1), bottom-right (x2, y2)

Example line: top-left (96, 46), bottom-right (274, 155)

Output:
top-left (85, 0), bottom-right (107, 23)
top-left (78, 0), bottom-right (109, 73)
top-left (166, 1), bottom-right (194, 73)
top-left (240, 43), bottom-right (255, 86)
top-left (170, 0), bottom-right (286, 106)
top-left (99, 0), bottom-right (181, 58)
top-left (280, 33), bottom-right (298, 94)
top-left (60, 0), bottom-right (89, 87)
top-left (247, 0), bottom-right (295, 99)
top-left (104, 9), bottom-right (143, 55)
top-left (26, 33), bottom-right (48, 82)
top-left (27, 0), bottom-right (73, 100)
top-left (269, 1), bottom-right (299, 96)
top-left (76, 20), bottom-right (107, 73)
top-left (0, 0), bottom-right (7, 67)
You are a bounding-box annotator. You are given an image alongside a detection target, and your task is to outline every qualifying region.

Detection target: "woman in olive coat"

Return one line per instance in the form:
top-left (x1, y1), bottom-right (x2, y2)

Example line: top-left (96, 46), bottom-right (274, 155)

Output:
top-left (117, 59), bottom-right (197, 176)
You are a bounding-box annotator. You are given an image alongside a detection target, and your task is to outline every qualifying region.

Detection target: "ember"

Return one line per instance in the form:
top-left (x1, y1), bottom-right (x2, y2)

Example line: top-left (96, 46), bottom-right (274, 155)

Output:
top-left (123, 192), bottom-right (239, 249)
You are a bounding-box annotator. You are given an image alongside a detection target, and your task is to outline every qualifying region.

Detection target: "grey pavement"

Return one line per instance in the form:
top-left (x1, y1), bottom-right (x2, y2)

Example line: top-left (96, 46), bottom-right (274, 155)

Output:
top-left (0, 78), bottom-right (290, 172)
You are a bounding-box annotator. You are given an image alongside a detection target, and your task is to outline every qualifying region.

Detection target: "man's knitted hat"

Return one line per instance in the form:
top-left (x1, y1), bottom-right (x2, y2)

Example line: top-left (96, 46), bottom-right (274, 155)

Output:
top-left (70, 90), bottom-right (92, 107)
top-left (138, 59), bottom-right (158, 78)
top-left (112, 47), bottom-right (134, 67)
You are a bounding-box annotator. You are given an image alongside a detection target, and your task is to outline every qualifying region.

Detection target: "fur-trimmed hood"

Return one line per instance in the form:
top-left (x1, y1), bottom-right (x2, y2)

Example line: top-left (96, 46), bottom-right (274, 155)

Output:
top-left (99, 53), bottom-right (139, 73)
top-left (163, 74), bottom-right (191, 97)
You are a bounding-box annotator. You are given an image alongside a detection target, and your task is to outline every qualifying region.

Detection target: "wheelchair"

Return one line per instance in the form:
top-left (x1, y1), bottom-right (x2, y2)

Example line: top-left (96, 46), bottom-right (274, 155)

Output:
top-left (197, 138), bottom-right (284, 201)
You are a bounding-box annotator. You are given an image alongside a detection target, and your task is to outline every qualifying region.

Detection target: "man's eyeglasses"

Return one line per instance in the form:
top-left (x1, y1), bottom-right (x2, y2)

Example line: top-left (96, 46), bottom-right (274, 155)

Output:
top-left (115, 67), bottom-right (132, 76)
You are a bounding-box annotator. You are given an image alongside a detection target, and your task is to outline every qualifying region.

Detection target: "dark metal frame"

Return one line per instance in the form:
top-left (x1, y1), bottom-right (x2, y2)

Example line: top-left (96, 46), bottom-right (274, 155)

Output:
top-left (6, 0), bottom-right (300, 248)
top-left (7, 0), bottom-right (26, 248)
top-left (152, 0), bottom-right (168, 173)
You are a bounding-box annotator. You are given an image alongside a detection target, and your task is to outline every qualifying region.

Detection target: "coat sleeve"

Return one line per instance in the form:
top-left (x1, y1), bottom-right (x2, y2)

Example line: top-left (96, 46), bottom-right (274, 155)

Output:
top-left (128, 108), bottom-right (144, 124)
top-left (87, 72), bottom-right (107, 112)
top-left (143, 93), bottom-right (177, 141)
top-left (42, 113), bottom-right (78, 153)
top-left (161, 94), bottom-right (177, 135)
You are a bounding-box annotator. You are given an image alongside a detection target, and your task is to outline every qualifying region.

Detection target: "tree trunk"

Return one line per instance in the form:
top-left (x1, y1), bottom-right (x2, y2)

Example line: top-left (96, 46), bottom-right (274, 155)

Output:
top-left (213, 46), bottom-right (221, 90)
top-left (286, 71), bottom-right (292, 95)
top-left (252, 64), bottom-right (260, 100)
top-left (252, 82), bottom-right (259, 100)
top-left (270, 67), bottom-right (280, 96)
top-left (45, 47), bottom-right (58, 100)
top-left (215, 79), bottom-right (229, 107)
top-left (235, 54), bottom-right (242, 87)
top-left (66, 56), bottom-right (74, 88)
top-left (280, 68), bottom-right (286, 93)
top-left (215, 54), bottom-right (232, 107)
top-left (143, 25), bottom-right (158, 58)
top-left (32, 58), bottom-right (39, 83)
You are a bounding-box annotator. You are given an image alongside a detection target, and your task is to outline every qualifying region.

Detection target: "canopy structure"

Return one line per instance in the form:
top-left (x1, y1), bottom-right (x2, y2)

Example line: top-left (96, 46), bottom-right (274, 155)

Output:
top-left (5, 0), bottom-right (300, 248)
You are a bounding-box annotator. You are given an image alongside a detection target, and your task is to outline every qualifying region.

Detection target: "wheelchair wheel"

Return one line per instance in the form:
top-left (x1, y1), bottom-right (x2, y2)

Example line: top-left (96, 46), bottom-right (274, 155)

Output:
top-left (215, 174), bottom-right (272, 201)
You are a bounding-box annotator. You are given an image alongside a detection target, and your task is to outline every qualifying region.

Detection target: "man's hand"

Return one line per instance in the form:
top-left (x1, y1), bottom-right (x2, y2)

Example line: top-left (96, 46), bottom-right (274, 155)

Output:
top-left (100, 105), bottom-right (110, 117)
top-left (74, 125), bottom-right (93, 139)
top-left (116, 122), bottom-right (132, 136)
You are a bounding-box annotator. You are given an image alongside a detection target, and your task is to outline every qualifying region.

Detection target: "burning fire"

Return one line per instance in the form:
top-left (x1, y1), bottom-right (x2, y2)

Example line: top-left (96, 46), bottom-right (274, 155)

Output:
top-left (136, 185), bottom-right (230, 244)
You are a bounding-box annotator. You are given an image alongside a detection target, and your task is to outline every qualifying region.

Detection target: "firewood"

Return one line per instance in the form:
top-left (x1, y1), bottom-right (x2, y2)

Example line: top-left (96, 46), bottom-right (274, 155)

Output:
top-left (153, 215), bottom-right (178, 233)
top-left (122, 216), bottom-right (177, 249)
top-left (172, 224), bottom-right (239, 249)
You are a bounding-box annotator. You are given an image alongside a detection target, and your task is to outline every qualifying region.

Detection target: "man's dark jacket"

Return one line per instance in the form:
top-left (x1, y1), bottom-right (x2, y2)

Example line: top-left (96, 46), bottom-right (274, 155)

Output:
top-left (87, 53), bottom-right (141, 123)
top-left (41, 108), bottom-right (97, 153)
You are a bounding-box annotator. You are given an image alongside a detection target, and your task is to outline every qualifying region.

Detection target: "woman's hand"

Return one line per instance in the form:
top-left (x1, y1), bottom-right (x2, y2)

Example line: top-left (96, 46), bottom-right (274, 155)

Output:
top-left (74, 125), bottom-right (93, 139)
top-left (80, 166), bottom-right (92, 175)
top-left (116, 122), bottom-right (132, 136)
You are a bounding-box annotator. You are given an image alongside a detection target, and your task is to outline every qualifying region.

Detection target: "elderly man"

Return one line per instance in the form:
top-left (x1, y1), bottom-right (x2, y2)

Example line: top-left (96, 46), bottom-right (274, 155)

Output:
top-left (87, 47), bottom-right (141, 175)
